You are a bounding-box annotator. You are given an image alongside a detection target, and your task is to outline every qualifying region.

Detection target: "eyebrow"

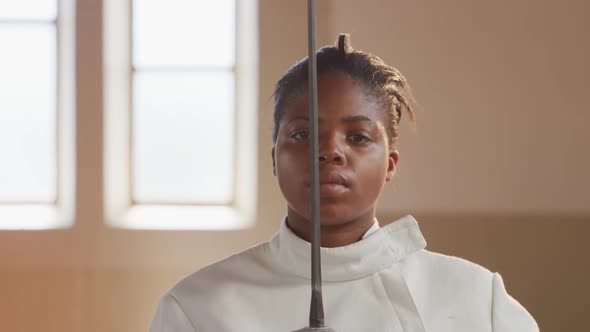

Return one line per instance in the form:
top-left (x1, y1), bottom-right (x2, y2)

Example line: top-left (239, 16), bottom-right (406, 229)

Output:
top-left (288, 115), bottom-right (374, 124)
top-left (341, 115), bottom-right (373, 124)
top-left (290, 115), bottom-right (310, 122)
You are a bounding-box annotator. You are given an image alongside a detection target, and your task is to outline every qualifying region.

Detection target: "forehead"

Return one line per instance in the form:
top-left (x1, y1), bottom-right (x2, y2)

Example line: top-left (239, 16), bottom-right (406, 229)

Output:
top-left (281, 72), bottom-right (386, 124)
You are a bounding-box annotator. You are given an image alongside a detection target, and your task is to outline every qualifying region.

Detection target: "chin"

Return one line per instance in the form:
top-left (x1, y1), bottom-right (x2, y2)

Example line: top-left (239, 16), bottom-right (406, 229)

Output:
top-left (290, 196), bottom-right (361, 224)
top-left (318, 206), bottom-right (354, 225)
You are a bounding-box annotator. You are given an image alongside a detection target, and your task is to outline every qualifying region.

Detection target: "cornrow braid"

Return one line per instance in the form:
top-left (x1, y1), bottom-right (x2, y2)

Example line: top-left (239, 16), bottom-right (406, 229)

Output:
top-left (272, 33), bottom-right (416, 148)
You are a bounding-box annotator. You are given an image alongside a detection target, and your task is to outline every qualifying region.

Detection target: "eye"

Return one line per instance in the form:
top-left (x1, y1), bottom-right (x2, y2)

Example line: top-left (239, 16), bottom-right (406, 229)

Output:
top-left (290, 130), bottom-right (309, 140)
top-left (348, 133), bottom-right (371, 144)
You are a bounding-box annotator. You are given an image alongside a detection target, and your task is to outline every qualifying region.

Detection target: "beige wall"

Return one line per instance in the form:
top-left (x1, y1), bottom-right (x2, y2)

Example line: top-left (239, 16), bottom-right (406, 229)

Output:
top-left (0, 0), bottom-right (588, 331)
top-left (325, 0), bottom-right (590, 215)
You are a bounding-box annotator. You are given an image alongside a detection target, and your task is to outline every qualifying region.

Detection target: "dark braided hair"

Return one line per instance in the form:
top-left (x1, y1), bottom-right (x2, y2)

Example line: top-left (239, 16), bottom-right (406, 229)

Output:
top-left (272, 34), bottom-right (416, 149)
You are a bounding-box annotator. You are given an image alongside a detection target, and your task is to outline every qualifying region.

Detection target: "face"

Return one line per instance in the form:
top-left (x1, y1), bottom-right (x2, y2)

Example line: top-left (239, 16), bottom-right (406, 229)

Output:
top-left (272, 72), bottom-right (399, 226)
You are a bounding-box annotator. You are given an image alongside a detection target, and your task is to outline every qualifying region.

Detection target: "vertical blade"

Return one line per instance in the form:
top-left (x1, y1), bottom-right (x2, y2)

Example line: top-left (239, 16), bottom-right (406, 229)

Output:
top-left (294, 1), bottom-right (335, 331)
top-left (307, 0), bottom-right (324, 328)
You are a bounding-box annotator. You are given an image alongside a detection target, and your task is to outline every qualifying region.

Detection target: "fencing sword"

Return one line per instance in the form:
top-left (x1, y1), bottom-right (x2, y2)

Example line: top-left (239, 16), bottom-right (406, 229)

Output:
top-left (293, 0), bottom-right (336, 331)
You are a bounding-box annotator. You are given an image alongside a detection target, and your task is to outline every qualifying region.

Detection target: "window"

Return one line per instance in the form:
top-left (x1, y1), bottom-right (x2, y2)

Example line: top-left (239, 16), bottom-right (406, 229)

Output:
top-left (132, 0), bottom-right (235, 205)
top-left (104, 0), bottom-right (258, 229)
top-left (0, 0), bottom-right (74, 230)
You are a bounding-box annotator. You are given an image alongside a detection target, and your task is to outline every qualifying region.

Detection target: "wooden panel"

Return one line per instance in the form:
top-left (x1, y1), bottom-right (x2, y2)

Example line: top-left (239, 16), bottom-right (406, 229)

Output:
top-left (0, 268), bottom-right (84, 332)
top-left (380, 214), bottom-right (590, 331)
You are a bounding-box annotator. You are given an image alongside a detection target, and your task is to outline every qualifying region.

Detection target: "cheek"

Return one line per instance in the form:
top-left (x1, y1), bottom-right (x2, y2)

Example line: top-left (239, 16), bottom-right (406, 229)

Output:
top-left (355, 151), bottom-right (389, 192)
top-left (275, 146), bottom-right (309, 188)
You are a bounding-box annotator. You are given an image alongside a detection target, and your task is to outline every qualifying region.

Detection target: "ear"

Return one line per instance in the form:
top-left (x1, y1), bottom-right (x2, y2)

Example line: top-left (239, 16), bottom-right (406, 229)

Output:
top-left (386, 150), bottom-right (399, 182)
top-left (271, 145), bottom-right (276, 176)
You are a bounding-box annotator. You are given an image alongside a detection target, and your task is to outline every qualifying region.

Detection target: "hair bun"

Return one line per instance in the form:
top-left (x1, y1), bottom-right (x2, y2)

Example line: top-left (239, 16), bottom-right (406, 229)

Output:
top-left (337, 33), bottom-right (352, 56)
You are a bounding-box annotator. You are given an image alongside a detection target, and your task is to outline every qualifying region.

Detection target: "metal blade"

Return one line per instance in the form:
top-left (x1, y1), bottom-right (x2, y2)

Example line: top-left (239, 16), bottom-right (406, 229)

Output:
top-left (292, 0), bottom-right (336, 331)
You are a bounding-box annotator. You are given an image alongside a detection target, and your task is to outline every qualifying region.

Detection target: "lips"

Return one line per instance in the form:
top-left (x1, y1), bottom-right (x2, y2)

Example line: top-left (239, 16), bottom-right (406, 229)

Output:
top-left (305, 172), bottom-right (350, 197)
top-left (318, 183), bottom-right (348, 197)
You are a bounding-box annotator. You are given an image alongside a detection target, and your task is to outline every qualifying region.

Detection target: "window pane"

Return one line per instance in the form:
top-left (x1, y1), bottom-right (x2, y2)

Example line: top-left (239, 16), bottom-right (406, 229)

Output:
top-left (133, 72), bottom-right (235, 204)
top-left (0, 25), bottom-right (56, 202)
top-left (0, 0), bottom-right (57, 20)
top-left (133, 0), bottom-right (235, 67)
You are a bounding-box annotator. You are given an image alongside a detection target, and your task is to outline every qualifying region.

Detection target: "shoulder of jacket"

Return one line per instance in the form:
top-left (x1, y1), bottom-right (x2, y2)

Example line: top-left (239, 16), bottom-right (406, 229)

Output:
top-left (166, 241), bottom-right (271, 297)
top-left (407, 249), bottom-right (495, 280)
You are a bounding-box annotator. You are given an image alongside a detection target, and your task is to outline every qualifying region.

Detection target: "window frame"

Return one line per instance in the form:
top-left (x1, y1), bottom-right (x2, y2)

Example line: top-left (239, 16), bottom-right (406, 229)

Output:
top-left (0, 0), bottom-right (75, 230)
top-left (103, 0), bottom-right (258, 230)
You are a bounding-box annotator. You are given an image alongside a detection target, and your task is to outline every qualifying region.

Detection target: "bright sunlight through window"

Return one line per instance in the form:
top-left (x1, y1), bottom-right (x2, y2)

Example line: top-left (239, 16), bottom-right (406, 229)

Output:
top-left (131, 0), bottom-right (236, 205)
top-left (0, 0), bottom-right (57, 203)
top-left (104, 0), bottom-right (256, 229)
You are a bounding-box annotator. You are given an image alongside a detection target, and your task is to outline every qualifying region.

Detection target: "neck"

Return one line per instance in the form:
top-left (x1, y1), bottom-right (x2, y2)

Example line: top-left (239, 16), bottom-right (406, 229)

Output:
top-left (286, 206), bottom-right (376, 247)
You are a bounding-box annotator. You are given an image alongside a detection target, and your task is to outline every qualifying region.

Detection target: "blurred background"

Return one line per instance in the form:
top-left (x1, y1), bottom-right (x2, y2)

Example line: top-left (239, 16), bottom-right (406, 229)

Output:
top-left (0, 0), bottom-right (588, 331)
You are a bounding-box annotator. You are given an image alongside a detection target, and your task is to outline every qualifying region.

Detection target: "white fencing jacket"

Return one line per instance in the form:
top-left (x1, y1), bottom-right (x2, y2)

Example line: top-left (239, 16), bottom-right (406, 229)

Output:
top-left (150, 215), bottom-right (539, 331)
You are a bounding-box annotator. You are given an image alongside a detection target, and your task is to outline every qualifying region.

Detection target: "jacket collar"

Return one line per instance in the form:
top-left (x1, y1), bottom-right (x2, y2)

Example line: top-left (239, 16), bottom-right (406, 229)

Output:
top-left (269, 214), bottom-right (427, 282)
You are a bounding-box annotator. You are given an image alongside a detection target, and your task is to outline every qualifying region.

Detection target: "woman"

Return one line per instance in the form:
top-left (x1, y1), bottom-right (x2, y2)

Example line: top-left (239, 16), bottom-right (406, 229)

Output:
top-left (149, 34), bottom-right (539, 332)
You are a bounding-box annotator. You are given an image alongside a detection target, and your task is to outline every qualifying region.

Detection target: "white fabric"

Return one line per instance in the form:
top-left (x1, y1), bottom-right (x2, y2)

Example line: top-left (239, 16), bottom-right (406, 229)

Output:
top-left (361, 219), bottom-right (380, 239)
top-left (150, 215), bottom-right (539, 332)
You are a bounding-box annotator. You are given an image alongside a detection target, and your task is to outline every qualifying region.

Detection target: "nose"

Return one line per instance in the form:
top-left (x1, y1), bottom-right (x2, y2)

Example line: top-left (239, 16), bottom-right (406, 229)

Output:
top-left (318, 134), bottom-right (345, 165)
